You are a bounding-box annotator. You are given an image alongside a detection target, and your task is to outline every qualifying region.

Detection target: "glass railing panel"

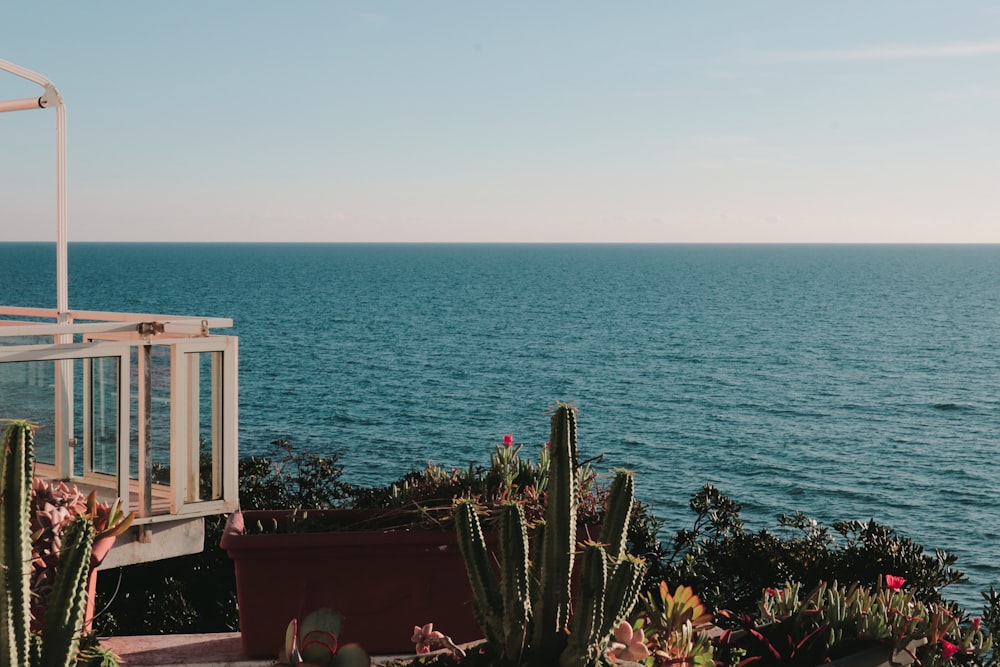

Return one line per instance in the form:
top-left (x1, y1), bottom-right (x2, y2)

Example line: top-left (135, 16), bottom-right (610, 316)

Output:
top-left (129, 345), bottom-right (172, 483)
top-left (88, 356), bottom-right (120, 476)
top-left (197, 350), bottom-right (223, 502)
top-left (0, 357), bottom-right (57, 464)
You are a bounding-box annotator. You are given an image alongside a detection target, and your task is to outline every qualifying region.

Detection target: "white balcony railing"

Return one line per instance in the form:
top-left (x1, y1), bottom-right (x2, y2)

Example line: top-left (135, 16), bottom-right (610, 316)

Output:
top-left (0, 307), bottom-right (239, 565)
top-left (3, 58), bottom-right (241, 565)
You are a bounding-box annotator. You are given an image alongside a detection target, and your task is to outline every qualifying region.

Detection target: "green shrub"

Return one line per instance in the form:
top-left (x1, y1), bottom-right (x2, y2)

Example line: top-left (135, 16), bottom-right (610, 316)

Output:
top-left (663, 485), bottom-right (965, 619)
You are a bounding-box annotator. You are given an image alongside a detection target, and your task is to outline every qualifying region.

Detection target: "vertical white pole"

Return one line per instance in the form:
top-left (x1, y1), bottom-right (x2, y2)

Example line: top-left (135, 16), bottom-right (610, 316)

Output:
top-left (55, 103), bottom-right (68, 316)
top-left (53, 92), bottom-right (74, 479)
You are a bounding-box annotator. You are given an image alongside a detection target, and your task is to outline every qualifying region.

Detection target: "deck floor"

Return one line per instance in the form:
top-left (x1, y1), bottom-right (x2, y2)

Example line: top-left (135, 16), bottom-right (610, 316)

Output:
top-left (34, 461), bottom-right (173, 517)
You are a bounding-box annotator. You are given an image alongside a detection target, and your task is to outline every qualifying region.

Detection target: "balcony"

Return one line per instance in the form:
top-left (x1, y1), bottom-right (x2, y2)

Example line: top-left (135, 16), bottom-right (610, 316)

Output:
top-left (0, 306), bottom-right (238, 567)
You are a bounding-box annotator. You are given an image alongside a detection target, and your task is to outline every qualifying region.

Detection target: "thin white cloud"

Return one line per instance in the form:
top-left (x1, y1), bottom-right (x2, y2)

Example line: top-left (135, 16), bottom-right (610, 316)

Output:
top-left (759, 41), bottom-right (1000, 63)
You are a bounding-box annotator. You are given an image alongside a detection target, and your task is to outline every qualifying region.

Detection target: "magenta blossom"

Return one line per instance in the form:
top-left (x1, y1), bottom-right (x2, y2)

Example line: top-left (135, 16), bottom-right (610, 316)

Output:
top-left (502, 434), bottom-right (514, 447)
top-left (940, 640), bottom-right (959, 659)
top-left (885, 575), bottom-right (906, 591)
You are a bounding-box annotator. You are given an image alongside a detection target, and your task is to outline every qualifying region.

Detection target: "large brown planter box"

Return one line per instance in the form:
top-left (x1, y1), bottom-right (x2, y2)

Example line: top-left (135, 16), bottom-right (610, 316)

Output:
top-left (220, 509), bottom-right (485, 657)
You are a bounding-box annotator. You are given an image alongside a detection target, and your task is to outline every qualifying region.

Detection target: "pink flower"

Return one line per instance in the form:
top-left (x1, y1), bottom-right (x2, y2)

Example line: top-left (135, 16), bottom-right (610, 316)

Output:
top-left (885, 575), bottom-right (906, 591)
top-left (940, 640), bottom-right (958, 658)
top-left (503, 434), bottom-right (514, 447)
top-left (972, 617), bottom-right (982, 631)
top-left (411, 623), bottom-right (444, 654)
top-left (609, 621), bottom-right (650, 662)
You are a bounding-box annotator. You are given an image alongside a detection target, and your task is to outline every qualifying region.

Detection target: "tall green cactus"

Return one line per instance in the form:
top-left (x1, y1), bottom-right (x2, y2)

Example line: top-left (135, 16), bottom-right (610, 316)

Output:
top-left (1, 420), bottom-right (98, 667)
top-left (1, 420), bottom-right (35, 667)
top-left (456, 404), bottom-right (646, 667)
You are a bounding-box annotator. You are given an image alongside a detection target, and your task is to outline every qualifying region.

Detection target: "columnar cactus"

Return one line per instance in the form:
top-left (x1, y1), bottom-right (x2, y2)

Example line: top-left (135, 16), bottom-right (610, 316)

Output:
top-left (1, 420), bottom-right (98, 667)
top-left (1, 420), bottom-right (35, 667)
top-left (456, 404), bottom-right (646, 667)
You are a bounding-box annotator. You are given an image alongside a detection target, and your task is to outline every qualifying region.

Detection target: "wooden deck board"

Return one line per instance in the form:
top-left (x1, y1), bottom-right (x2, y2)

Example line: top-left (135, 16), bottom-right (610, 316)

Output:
top-left (34, 461), bottom-right (173, 517)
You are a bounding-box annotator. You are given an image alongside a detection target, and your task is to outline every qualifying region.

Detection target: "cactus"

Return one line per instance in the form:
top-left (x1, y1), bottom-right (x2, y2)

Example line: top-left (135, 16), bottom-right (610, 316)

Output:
top-left (39, 514), bottom-right (94, 667)
top-left (456, 404), bottom-right (646, 667)
top-left (1, 420), bottom-right (103, 667)
top-left (1, 420), bottom-right (35, 667)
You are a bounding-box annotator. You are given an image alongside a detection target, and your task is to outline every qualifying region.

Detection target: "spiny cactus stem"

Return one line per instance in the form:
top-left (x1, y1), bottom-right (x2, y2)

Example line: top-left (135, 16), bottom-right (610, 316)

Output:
top-left (1, 421), bottom-right (35, 667)
top-left (40, 515), bottom-right (95, 667)
top-left (534, 404), bottom-right (578, 647)
top-left (498, 502), bottom-right (531, 662)
top-left (601, 554), bottom-right (646, 639)
top-left (454, 501), bottom-right (505, 649)
top-left (599, 471), bottom-right (635, 561)
top-left (562, 542), bottom-right (608, 667)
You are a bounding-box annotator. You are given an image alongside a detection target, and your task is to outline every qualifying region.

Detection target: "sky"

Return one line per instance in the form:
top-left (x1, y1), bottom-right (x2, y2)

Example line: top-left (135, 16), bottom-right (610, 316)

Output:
top-left (2, 2), bottom-right (999, 243)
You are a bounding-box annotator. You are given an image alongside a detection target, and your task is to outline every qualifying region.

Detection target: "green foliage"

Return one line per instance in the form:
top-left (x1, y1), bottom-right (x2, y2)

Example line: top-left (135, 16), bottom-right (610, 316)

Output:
top-left (716, 580), bottom-right (992, 667)
top-left (239, 439), bottom-right (349, 511)
top-left (74, 634), bottom-right (122, 667)
top-left (664, 484), bottom-right (965, 618)
top-left (96, 440), bottom-right (991, 666)
top-left (343, 436), bottom-right (605, 529)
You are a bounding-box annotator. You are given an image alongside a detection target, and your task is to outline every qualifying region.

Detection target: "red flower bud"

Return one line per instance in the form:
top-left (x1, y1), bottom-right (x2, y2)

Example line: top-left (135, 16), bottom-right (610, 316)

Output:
top-left (502, 434), bottom-right (514, 447)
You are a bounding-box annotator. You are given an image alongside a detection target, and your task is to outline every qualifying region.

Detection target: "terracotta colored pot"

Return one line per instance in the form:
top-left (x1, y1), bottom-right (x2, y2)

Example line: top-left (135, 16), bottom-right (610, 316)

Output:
top-left (220, 509), bottom-right (484, 657)
top-left (84, 535), bottom-right (117, 633)
top-left (32, 533), bottom-right (117, 634)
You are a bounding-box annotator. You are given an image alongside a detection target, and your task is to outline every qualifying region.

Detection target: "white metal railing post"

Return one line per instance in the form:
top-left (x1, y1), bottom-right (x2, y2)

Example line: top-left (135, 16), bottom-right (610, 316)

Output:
top-left (138, 344), bottom-right (152, 518)
top-left (2, 59), bottom-right (73, 478)
top-left (117, 349), bottom-right (132, 518)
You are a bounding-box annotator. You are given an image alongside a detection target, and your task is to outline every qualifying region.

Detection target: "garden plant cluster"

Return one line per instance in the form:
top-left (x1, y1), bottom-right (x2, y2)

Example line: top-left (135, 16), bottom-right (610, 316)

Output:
top-left (92, 426), bottom-right (1000, 667)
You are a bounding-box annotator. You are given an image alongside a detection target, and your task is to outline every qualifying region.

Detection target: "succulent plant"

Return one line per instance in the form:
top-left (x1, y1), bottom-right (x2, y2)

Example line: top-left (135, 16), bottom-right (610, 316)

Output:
top-left (455, 403), bottom-right (646, 667)
top-left (30, 478), bottom-right (134, 607)
top-left (274, 607), bottom-right (369, 667)
top-left (638, 583), bottom-right (714, 667)
top-left (719, 578), bottom-right (993, 667)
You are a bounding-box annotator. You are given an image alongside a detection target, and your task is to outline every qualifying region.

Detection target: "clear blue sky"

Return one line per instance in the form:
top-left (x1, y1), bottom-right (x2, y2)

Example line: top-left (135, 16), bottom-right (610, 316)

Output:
top-left (2, 2), bottom-right (999, 242)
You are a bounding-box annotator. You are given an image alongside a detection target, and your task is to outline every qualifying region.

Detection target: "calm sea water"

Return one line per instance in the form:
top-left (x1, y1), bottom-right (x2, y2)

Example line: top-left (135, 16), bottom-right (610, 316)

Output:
top-left (3, 242), bottom-right (1000, 610)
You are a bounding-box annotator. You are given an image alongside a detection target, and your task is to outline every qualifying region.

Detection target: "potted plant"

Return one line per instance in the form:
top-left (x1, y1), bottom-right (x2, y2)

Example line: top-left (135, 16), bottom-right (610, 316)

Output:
top-left (220, 406), bottom-right (632, 658)
top-left (30, 477), bottom-right (134, 633)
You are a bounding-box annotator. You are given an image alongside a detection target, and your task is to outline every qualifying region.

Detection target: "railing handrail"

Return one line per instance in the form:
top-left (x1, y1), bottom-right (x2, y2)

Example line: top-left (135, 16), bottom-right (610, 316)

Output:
top-left (0, 306), bottom-right (233, 336)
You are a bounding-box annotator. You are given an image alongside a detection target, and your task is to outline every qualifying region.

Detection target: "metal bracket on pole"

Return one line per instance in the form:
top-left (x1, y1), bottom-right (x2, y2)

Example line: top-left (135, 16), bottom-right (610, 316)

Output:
top-left (39, 83), bottom-right (62, 108)
top-left (137, 322), bottom-right (165, 337)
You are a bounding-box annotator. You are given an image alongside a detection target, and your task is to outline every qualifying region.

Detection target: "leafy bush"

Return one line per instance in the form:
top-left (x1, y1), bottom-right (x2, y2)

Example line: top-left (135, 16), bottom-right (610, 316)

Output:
top-left (663, 485), bottom-right (966, 619)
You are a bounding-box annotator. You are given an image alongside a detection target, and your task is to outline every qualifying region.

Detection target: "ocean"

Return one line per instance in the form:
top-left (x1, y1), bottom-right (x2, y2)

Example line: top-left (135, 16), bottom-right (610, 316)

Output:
top-left (3, 242), bottom-right (999, 610)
